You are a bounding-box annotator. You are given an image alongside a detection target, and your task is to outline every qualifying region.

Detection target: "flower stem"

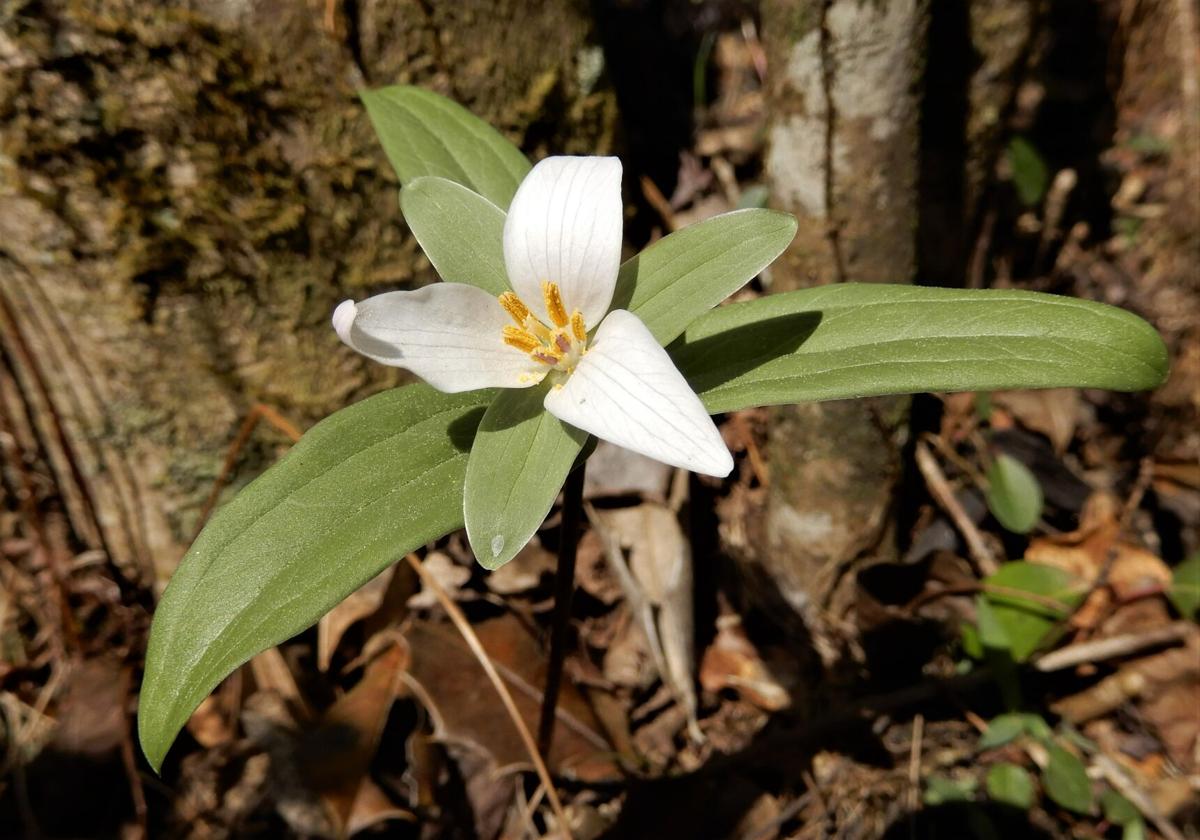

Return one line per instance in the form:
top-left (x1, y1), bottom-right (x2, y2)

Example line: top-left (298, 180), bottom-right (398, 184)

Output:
top-left (537, 461), bottom-right (586, 758)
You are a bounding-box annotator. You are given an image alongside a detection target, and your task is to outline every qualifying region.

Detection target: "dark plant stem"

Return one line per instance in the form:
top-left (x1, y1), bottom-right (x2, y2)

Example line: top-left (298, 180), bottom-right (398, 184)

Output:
top-left (537, 463), bottom-right (586, 758)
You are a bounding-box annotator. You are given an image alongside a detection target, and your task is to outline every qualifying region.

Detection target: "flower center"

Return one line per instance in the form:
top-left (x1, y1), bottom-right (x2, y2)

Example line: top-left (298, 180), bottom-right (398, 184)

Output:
top-left (499, 281), bottom-right (588, 373)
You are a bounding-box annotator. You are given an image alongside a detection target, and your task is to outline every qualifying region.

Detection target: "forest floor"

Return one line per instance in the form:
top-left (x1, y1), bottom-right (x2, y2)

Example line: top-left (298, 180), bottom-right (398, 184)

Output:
top-left (1, 2), bottom-right (1198, 839)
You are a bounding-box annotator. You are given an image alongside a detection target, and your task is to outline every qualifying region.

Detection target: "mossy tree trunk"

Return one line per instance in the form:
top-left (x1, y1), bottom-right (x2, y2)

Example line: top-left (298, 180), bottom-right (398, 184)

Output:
top-left (0, 0), bottom-right (614, 590)
top-left (753, 0), bottom-right (929, 637)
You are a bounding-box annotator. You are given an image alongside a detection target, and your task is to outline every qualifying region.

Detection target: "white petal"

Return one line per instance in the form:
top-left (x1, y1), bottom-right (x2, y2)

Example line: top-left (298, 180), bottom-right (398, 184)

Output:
top-left (333, 283), bottom-right (545, 393)
top-left (503, 156), bottom-right (623, 327)
top-left (544, 310), bottom-right (733, 477)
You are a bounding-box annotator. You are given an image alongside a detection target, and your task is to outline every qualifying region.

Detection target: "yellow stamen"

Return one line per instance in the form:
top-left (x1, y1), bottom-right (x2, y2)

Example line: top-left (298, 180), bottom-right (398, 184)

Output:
top-left (570, 310), bottom-right (587, 342)
top-left (502, 325), bottom-right (542, 353)
top-left (523, 315), bottom-right (552, 342)
top-left (554, 332), bottom-right (572, 354)
top-left (532, 349), bottom-right (561, 366)
top-left (499, 291), bottom-right (530, 325)
top-left (542, 281), bottom-right (569, 328)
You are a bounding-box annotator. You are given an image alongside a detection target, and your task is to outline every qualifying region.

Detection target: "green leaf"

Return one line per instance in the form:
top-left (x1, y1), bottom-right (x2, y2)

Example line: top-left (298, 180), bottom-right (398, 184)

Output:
top-left (672, 284), bottom-right (1168, 414)
top-left (1168, 553), bottom-right (1200, 618)
top-left (986, 762), bottom-right (1035, 809)
top-left (986, 453), bottom-right (1044, 534)
top-left (464, 383), bottom-right (588, 570)
top-left (361, 85), bottom-right (531, 208)
top-left (924, 774), bottom-right (979, 805)
top-left (1041, 744), bottom-right (1093, 814)
top-left (400, 177), bottom-right (509, 296)
top-left (979, 713), bottom-right (1029, 749)
top-left (611, 209), bottom-right (796, 346)
top-left (1100, 789), bottom-right (1141, 826)
top-left (138, 385), bottom-right (489, 771)
top-left (983, 561), bottom-right (1083, 661)
top-left (1008, 136), bottom-right (1049, 206)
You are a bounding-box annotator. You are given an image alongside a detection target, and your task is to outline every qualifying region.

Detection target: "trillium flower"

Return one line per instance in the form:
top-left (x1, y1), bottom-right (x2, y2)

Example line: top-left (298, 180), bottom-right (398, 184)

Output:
top-left (333, 155), bottom-right (733, 477)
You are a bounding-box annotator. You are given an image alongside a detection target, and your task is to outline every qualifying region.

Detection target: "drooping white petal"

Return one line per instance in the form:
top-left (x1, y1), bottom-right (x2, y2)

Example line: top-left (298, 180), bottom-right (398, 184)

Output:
top-left (503, 156), bottom-right (622, 327)
top-left (333, 283), bottom-right (545, 393)
top-left (544, 310), bottom-right (733, 477)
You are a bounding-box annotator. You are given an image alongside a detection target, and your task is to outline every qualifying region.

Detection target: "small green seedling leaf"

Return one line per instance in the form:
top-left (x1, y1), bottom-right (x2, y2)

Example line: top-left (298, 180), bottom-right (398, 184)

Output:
top-left (361, 85), bottom-right (531, 208)
top-left (1168, 553), bottom-right (1200, 619)
top-left (982, 561), bottom-right (1083, 661)
top-left (1008, 136), bottom-right (1049, 206)
top-left (400, 177), bottom-right (509, 296)
top-left (924, 774), bottom-right (979, 805)
top-left (986, 762), bottom-right (1035, 810)
top-left (613, 209), bottom-right (797, 346)
top-left (1041, 744), bottom-right (1093, 814)
top-left (672, 285), bottom-right (1170, 414)
top-left (138, 385), bottom-right (489, 771)
top-left (986, 453), bottom-right (1043, 534)
top-left (979, 713), bottom-right (1033, 749)
top-left (464, 383), bottom-right (588, 570)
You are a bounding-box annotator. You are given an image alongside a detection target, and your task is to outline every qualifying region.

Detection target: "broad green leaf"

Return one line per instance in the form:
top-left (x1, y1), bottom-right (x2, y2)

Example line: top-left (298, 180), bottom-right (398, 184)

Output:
top-left (1168, 552), bottom-right (1200, 618)
top-left (361, 85), bottom-right (531, 208)
top-left (139, 385), bottom-right (490, 771)
top-left (400, 177), bottom-right (509, 295)
top-left (1008, 136), bottom-right (1049, 206)
top-left (982, 561), bottom-right (1083, 661)
top-left (986, 762), bottom-right (1035, 809)
top-left (464, 383), bottom-right (588, 570)
top-left (1041, 744), bottom-right (1093, 814)
top-left (671, 285), bottom-right (1168, 414)
top-left (924, 774), bottom-right (978, 805)
top-left (612, 209), bottom-right (797, 344)
top-left (986, 453), bottom-right (1044, 533)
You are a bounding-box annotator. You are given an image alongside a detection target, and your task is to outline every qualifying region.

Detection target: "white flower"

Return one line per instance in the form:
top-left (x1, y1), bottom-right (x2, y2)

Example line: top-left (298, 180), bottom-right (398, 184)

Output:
top-left (333, 156), bottom-right (733, 477)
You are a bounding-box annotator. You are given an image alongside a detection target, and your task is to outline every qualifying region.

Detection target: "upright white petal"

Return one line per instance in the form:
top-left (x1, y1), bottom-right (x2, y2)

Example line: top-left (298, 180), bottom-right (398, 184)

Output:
top-left (544, 310), bottom-right (733, 477)
top-left (333, 283), bottom-right (545, 393)
top-left (503, 156), bottom-right (622, 327)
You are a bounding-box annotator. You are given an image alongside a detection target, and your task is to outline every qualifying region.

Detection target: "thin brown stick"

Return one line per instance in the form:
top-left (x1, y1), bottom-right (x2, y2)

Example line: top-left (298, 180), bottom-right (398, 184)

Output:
top-left (538, 465), bottom-right (585, 757)
top-left (193, 404), bottom-right (303, 540)
top-left (1034, 621), bottom-right (1193, 672)
top-left (914, 439), bottom-right (997, 576)
top-left (403, 552), bottom-right (571, 838)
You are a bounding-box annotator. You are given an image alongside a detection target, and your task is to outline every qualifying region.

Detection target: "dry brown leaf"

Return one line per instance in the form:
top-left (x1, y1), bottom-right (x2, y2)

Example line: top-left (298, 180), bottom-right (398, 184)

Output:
top-left (1026, 492), bottom-right (1172, 612)
top-left (316, 566), bottom-right (394, 671)
top-left (485, 536), bottom-right (555, 596)
top-left (700, 613), bottom-right (790, 712)
top-left (583, 439), bottom-right (672, 500)
top-left (404, 614), bottom-right (619, 782)
top-left (300, 638), bottom-right (410, 834)
top-left (51, 657), bottom-right (128, 756)
top-left (185, 670), bottom-right (241, 749)
top-left (992, 389), bottom-right (1081, 452)
top-left (406, 550), bottom-right (471, 610)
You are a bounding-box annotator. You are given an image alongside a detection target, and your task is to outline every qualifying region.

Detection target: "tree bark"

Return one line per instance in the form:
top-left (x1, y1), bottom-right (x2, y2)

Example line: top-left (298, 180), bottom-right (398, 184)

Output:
top-left (0, 0), bottom-right (614, 591)
top-left (753, 0), bottom-right (928, 632)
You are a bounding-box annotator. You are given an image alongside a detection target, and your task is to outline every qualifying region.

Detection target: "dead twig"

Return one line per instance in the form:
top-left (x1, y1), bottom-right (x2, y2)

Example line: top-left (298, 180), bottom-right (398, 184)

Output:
top-left (1092, 753), bottom-right (1185, 840)
top-left (403, 552), bottom-right (572, 838)
top-left (914, 438), bottom-right (997, 576)
top-left (640, 176), bottom-right (679, 232)
top-left (1034, 621), bottom-right (1193, 672)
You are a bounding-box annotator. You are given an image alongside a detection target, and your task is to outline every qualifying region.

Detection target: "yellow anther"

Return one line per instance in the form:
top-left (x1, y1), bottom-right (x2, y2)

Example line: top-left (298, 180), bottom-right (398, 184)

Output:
top-left (542, 281), bottom-right (569, 328)
top-left (570, 310), bottom-right (587, 342)
top-left (502, 325), bottom-right (542, 353)
top-left (499, 291), bottom-right (530, 325)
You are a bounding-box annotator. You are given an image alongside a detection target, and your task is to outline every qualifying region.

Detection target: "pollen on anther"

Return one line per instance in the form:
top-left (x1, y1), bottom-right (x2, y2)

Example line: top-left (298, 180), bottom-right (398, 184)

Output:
top-left (570, 310), bottom-right (586, 342)
top-left (542, 281), bottom-right (569, 328)
top-left (498, 291), bottom-right (530, 325)
top-left (502, 326), bottom-right (541, 353)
